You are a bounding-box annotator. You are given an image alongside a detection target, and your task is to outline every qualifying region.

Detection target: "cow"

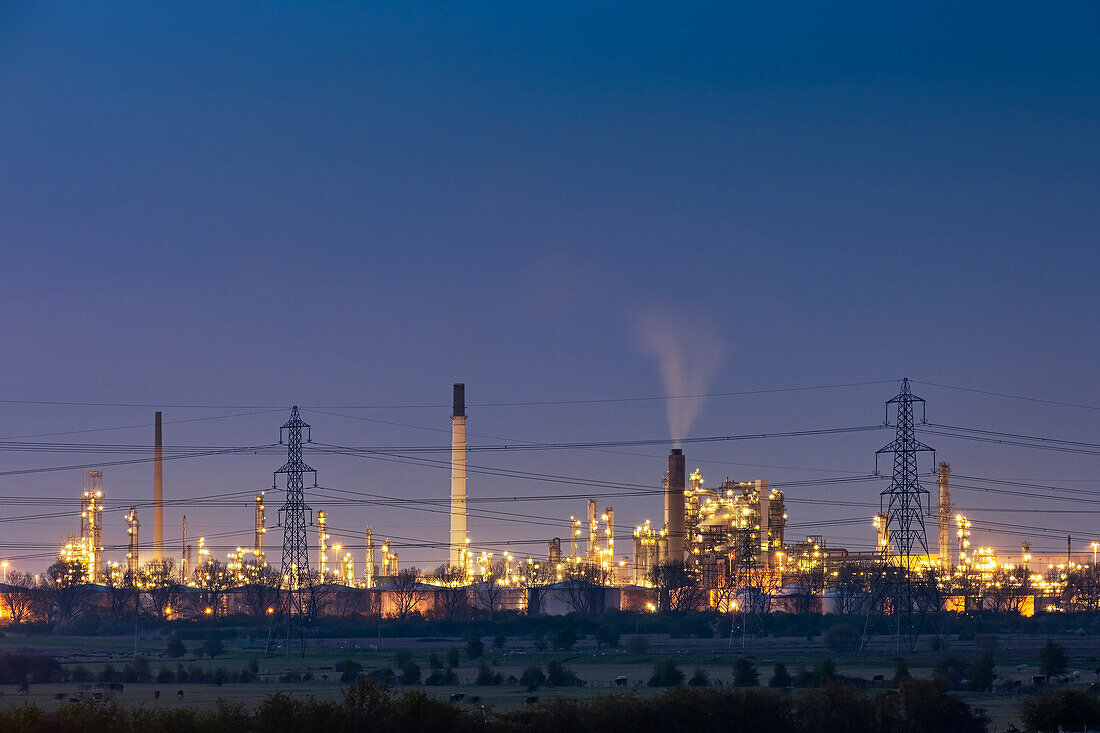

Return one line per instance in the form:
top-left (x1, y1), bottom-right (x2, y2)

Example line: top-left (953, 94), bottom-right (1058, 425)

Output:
top-left (615, 676), bottom-right (628, 688)
top-left (177, 690), bottom-right (184, 701)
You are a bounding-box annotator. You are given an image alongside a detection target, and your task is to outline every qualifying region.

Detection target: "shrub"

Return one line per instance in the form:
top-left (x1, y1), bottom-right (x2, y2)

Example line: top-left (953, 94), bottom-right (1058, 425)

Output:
top-left (365, 668), bottom-right (396, 686)
top-left (465, 639), bottom-right (484, 659)
top-left (393, 649), bottom-right (413, 667)
top-left (424, 667), bottom-right (458, 685)
top-left (892, 658), bottom-right (910, 687)
top-left (156, 668), bottom-right (175, 684)
top-left (493, 635), bottom-right (506, 650)
top-left (546, 660), bottom-right (581, 686)
top-left (822, 623), bottom-right (860, 654)
top-left (966, 652), bottom-right (995, 692)
top-left (688, 668), bottom-right (709, 686)
top-left (201, 634), bottom-right (224, 659)
top-left (553, 628), bottom-right (577, 651)
top-left (1022, 688), bottom-right (1100, 733)
top-left (166, 638), bottom-right (186, 659)
top-left (446, 647), bottom-right (461, 668)
top-left (648, 659), bottom-right (684, 687)
top-left (475, 660), bottom-right (503, 685)
top-left (733, 657), bottom-right (758, 686)
top-left (428, 652), bottom-right (442, 669)
top-left (399, 660), bottom-right (421, 685)
top-left (1039, 638), bottom-right (1068, 676)
top-left (337, 659), bottom-right (363, 684)
top-left (595, 625), bottom-right (620, 650)
top-left (520, 665), bottom-right (546, 687)
top-left (768, 662), bottom-right (792, 688)
top-left (626, 636), bottom-right (648, 655)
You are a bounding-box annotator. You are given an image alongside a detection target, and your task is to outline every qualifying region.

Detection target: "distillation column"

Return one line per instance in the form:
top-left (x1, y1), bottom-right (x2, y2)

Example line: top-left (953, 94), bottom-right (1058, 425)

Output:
top-left (937, 462), bottom-right (952, 568)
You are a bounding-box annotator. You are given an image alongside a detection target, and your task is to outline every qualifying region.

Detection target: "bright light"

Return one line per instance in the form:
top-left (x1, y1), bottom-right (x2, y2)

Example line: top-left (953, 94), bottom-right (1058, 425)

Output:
top-left (204, 607), bottom-right (213, 615)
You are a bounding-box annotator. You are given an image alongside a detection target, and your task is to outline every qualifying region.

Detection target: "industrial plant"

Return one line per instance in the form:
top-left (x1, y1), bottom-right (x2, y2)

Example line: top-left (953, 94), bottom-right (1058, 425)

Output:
top-left (2, 381), bottom-right (1097, 637)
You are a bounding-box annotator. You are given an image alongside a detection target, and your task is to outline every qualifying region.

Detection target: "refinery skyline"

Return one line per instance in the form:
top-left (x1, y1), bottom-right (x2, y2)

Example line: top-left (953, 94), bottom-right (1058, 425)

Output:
top-left (2, 377), bottom-right (1098, 580)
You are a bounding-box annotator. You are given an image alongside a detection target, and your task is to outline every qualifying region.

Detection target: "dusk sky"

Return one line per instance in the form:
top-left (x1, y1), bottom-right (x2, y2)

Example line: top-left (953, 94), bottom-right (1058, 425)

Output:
top-left (1, 3), bottom-right (1098, 572)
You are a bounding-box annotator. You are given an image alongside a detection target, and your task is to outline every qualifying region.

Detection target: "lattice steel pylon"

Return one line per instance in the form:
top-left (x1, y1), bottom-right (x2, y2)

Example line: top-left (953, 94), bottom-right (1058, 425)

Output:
top-left (267, 406), bottom-right (316, 658)
top-left (875, 378), bottom-right (935, 650)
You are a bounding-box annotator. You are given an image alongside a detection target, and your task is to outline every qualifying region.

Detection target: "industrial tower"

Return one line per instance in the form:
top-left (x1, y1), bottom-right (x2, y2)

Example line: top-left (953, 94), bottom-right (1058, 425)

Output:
top-left (268, 406), bottom-right (316, 658)
top-left (449, 384), bottom-right (468, 571)
top-left (875, 378), bottom-right (935, 650)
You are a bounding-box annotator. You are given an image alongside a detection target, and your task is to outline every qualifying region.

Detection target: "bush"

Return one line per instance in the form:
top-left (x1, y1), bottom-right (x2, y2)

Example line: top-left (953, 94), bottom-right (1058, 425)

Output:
top-left (365, 668), bottom-right (396, 686)
top-left (446, 647), bottom-right (461, 668)
top-left (156, 668), bottom-right (175, 684)
top-left (475, 660), bottom-right (503, 685)
top-left (931, 656), bottom-right (967, 689)
top-left (520, 665), bottom-right (546, 687)
top-left (0, 654), bottom-right (64, 684)
top-left (337, 659), bottom-right (363, 684)
top-left (1022, 689), bottom-right (1100, 732)
top-left (768, 662), bottom-right (792, 688)
top-left (1039, 638), bottom-right (1068, 676)
top-left (897, 678), bottom-right (988, 733)
top-left (465, 639), bottom-right (484, 659)
top-left (201, 634), bottom-right (224, 659)
top-left (966, 652), bottom-right (995, 692)
top-left (892, 658), bottom-right (910, 687)
top-left (546, 660), bottom-right (581, 687)
top-left (595, 625), bottom-right (620, 649)
top-left (688, 668), bottom-right (709, 687)
top-left (493, 635), bottom-right (506, 650)
top-left (424, 667), bottom-right (458, 685)
top-left (166, 638), bottom-right (186, 659)
top-left (553, 628), bottom-right (577, 651)
top-left (648, 659), bottom-right (684, 687)
top-left (428, 652), bottom-right (442, 669)
top-left (626, 635), bottom-right (648, 655)
top-left (393, 649), bottom-right (413, 667)
top-left (733, 657), bottom-right (758, 686)
top-left (822, 623), bottom-right (860, 654)
top-left (399, 660), bottom-right (421, 685)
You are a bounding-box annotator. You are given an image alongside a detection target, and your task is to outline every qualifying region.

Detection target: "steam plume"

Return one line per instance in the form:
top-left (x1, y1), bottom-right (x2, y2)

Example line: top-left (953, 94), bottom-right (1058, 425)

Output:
top-left (633, 306), bottom-right (726, 447)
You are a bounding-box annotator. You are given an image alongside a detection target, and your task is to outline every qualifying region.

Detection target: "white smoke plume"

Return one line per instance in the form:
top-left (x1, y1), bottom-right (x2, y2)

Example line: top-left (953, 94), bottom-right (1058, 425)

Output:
top-left (632, 306), bottom-right (727, 448)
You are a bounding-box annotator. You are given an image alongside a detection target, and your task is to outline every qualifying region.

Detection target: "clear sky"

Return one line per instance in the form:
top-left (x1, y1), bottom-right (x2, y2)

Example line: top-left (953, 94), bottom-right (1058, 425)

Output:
top-left (1, 2), bottom-right (1097, 573)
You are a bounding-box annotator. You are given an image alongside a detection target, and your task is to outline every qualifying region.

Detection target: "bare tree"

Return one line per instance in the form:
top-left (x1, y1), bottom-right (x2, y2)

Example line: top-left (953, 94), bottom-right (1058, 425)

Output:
top-left (389, 567), bottom-right (428, 619)
top-left (1063, 565), bottom-right (1099, 612)
top-left (139, 560), bottom-right (182, 620)
top-left (430, 565), bottom-right (469, 621)
top-left (238, 563), bottom-right (282, 618)
top-left (648, 561), bottom-right (706, 612)
top-left (103, 569), bottom-right (139, 623)
top-left (0, 572), bottom-right (36, 624)
top-left (41, 559), bottom-right (91, 622)
top-left (562, 563), bottom-right (610, 615)
top-left (473, 561), bottom-right (508, 619)
top-left (194, 559), bottom-right (234, 616)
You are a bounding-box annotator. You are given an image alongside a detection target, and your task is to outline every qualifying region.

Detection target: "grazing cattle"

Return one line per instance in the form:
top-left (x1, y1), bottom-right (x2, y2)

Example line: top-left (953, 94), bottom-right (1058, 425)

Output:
top-left (177, 690), bottom-right (184, 700)
top-left (615, 676), bottom-right (628, 688)
top-left (92, 693), bottom-right (103, 702)
top-left (16, 684), bottom-right (28, 695)
top-left (1017, 664), bottom-right (1028, 672)
top-left (449, 693), bottom-right (465, 702)
top-left (154, 691), bottom-right (161, 700)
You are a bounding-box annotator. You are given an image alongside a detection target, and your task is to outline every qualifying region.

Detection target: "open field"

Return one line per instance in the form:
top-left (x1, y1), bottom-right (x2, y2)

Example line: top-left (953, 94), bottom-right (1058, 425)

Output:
top-left (3, 628), bottom-right (1099, 730)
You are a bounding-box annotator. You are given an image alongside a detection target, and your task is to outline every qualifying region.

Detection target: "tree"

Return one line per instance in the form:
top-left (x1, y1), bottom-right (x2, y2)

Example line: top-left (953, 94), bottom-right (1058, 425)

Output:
top-left (493, 634), bottom-right (506, 650)
top-left (465, 638), bottom-right (484, 659)
top-left (647, 562), bottom-right (705, 612)
top-left (520, 665), bottom-right (546, 687)
top-left (399, 660), bottom-right (421, 685)
top-left (430, 565), bottom-right (469, 621)
top-left (475, 660), bottom-right (502, 685)
top-left (688, 668), bottom-right (709, 686)
top-left (103, 569), bottom-right (139, 623)
top-left (546, 660), bottom-right (580, 686)
top-left (446, 647), bottom-right (460, 668)
top-left (822, 623), bottom-right (860, 654)
top-left (473, 561), bottom-right (507, 619)
top-left (1022, 689), bottom-right (1100, 733)
top-left (647, 659), bottom-right (684, 687)
top-left (42, 558), bottom-right (91, 621)
top-left (552, 628), bottom-right (577, 651)
top-left (966, 652), bottom-right (995, 692)
top-left (166, 637), bottom-right (187, 659)
top-left (594, 624), bottom-right (620, 650)
top-left (202, 634), bottom-right (224, 658)
top-left (139, 560), bottom-right (182, 620)
top-left (0, 572), bottom-right (35, 624)
top-left (732, 657), bottom-right (758, 686)
top-left (1039, 638), bottom-right (1068, 677)
top-left (768, 662), bottom-right (792, 688)
top-left (239, 562), bottom-right (282, 618)
top-left (337, 659), bottom-right (363, 683)
top-left (389, 568), bottom-right (428, 620)
top-left (194, 559), bottom-right (234, 616)
top-left (892, 658), bottom-right (910, 687)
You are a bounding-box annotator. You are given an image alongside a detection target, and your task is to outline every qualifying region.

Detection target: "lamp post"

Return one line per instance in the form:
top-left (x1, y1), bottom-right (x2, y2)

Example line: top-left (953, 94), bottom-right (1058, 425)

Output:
top-left (1091, 541), bottom-right (1098, 567)
top-left (1, 561), bottom-right (7, 583)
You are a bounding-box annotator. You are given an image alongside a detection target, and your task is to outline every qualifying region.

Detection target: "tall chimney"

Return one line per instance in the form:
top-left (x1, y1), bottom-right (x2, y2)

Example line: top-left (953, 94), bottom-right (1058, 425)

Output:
top-left (666, 449), bottom-right (686, 563)
top-left (937, 462), bottom-right (952, 567)
top-left (449, 384), bottom-right (468, 570)
top-left (254, 493), bottom-right (266, 563)
top-left (153, 411), bottom-right (164, 561)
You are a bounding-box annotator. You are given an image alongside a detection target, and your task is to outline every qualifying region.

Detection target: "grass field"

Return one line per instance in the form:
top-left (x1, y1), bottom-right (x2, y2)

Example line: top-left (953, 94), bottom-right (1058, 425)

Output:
top-left (3, 628), bottom-right (1097, 731)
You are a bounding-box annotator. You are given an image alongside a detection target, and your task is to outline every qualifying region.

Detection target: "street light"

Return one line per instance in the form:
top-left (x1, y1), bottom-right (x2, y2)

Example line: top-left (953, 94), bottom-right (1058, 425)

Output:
top-left (1, 561), bottom-right (7, 583)
top-left (1091, 541), bottom-right (1098, 567)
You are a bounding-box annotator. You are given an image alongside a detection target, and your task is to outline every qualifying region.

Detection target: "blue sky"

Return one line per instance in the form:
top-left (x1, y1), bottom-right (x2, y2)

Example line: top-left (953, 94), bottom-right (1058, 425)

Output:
top-left (0, 2), bottom-right (1097, 572)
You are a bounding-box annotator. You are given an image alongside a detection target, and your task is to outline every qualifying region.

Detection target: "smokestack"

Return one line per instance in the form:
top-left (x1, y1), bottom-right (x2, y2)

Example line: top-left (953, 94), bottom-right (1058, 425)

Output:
top-left (254, 493), bottom-right (266, 563)
top-left (666, 449), bottom-right (686, 562)
top-left (449, 384), bottom-right (468, 570)
top-left (126, 507), bottom-right (139, 575)
top-left (937, 462), bottom-right (952, 567)
top-left (153, 411), bottom-right (164, 561)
